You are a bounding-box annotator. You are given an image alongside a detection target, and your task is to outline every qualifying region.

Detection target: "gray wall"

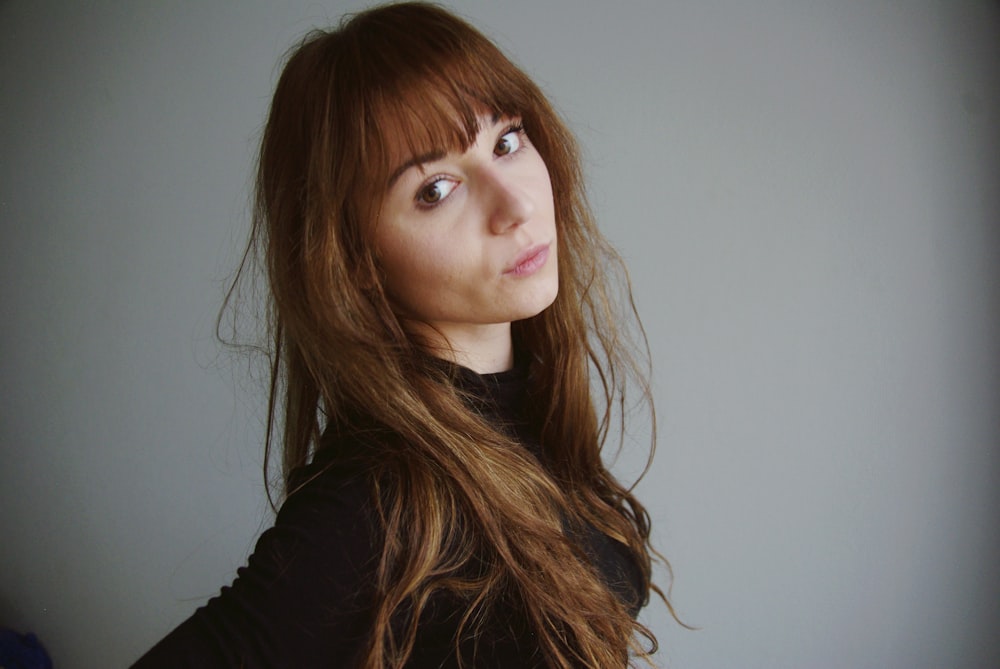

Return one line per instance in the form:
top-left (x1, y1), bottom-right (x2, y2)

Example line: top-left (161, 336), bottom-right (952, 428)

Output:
top-left (2, 1), bottom-right (998, 667)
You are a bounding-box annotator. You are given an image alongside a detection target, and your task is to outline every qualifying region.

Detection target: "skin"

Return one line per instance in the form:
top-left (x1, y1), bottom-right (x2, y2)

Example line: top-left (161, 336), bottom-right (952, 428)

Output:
top-left (375, 116), bottom-right (558, 373)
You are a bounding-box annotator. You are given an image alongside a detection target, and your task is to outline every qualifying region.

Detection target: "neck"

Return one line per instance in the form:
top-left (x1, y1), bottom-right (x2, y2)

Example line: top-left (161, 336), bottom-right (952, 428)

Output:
top-left (407, 321), bottom-right (514, 374)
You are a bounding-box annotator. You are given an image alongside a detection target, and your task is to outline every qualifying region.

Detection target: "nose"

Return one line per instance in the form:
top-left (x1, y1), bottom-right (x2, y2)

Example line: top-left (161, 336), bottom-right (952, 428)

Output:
top-left (482, 168), bottom-right (534, 235)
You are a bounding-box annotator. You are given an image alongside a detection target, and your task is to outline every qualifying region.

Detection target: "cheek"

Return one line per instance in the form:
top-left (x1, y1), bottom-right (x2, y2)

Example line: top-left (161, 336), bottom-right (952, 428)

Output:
top-left (528, 162), bottom-right (556, 227)
top-left (382, 235), bottom-right (430, 280)
top-left (377, 231), bottom-right (456, 308)
top-left (378, 237), bottom-right (418, 294)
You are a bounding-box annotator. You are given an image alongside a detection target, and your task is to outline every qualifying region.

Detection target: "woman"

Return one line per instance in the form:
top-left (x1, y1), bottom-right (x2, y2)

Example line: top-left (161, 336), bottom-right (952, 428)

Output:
top-left (134, 2), bottom-right (673, 667)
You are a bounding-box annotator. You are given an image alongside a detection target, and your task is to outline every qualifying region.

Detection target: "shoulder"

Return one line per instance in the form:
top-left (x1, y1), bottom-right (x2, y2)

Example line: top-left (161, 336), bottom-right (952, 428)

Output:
top-left (132, 432), bottom-right (386, 668)
top-left (265, 424), bottom-right (394, 585)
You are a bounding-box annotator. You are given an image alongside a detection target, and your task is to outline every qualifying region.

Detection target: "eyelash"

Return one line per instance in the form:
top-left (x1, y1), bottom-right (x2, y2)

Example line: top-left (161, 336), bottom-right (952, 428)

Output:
top-left (413, 122), bottom-right (527, 210)
top-left (496, 122), bottom-right (525, 156)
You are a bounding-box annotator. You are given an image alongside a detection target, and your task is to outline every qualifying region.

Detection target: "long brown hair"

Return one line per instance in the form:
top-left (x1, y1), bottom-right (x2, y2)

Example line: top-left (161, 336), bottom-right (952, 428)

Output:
top-left (230, 2), bottom-right (675, 666)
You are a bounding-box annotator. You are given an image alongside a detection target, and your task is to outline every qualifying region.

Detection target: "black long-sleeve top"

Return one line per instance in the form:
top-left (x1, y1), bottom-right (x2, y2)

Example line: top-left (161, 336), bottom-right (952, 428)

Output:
top-left (132, 362), bottom-right (643, 667)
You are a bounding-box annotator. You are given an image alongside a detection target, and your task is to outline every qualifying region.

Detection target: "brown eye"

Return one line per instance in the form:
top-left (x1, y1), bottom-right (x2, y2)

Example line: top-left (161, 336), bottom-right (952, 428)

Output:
top-left (495, 128), bottom-right (522, 156)
top-left (419, 183), bottom-right (442, 204)
top-left (416, 178), bottom-right (457, 207)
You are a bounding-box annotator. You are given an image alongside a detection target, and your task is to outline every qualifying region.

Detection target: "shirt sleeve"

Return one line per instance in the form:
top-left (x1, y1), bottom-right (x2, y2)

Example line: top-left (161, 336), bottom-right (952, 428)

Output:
top-left (131, 465), bottom-right (380, 669)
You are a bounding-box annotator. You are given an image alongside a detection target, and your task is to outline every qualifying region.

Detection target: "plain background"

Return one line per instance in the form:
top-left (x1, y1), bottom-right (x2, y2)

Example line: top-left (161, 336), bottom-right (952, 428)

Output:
top-left (2, 1), bottom-right (998, 667)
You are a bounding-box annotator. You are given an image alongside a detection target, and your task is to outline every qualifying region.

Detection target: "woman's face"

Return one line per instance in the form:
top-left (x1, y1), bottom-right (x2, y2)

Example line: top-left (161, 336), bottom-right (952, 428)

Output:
top-left (374, 115), bottom-right (558, 353)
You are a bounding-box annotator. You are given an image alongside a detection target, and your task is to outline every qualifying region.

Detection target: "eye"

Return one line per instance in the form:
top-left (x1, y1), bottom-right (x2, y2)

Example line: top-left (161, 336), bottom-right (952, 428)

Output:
top-left (494, 125), bottom-right (524, 157)
top-left (416, 177), bottom-right (458, 207)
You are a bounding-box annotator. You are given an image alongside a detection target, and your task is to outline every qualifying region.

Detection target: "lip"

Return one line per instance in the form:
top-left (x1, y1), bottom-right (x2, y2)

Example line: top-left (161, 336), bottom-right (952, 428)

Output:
top-left (503, 242), bottom-right (551, 277)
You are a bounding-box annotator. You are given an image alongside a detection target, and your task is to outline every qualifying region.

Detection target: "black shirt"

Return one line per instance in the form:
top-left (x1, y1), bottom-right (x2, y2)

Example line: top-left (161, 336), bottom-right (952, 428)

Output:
top-left (132, 362), bottom-right (642, 667)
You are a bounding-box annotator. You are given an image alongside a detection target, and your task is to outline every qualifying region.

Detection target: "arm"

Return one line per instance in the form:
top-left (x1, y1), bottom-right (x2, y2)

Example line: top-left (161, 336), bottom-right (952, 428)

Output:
top-left (131, 465), bottom-right (380, 669)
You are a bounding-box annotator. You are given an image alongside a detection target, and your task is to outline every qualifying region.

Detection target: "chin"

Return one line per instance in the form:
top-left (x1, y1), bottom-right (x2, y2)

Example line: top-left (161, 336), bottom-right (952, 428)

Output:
top-left (516, 283), bottom-right (559, 321)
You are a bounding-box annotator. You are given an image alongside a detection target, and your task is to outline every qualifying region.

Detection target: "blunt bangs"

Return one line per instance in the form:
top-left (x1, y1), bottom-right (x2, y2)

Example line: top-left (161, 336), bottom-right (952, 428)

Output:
top-left (338, 5), bottom-right (541, 196)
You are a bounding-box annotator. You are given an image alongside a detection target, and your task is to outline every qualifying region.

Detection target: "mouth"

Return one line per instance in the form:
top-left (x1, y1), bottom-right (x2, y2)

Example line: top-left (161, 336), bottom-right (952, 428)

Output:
top-left (504, 242), bottom-right (551, 277)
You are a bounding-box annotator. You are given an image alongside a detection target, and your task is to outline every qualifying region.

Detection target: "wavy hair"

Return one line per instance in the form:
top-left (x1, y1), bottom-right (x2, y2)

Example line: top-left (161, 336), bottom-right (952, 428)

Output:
top-left (228, 2), bottom-right (676, 666)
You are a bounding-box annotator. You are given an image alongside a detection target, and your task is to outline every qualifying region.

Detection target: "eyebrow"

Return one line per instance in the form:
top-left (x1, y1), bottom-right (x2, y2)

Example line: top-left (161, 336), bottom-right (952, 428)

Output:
top-left (387, 150), bottom-right (446, 188)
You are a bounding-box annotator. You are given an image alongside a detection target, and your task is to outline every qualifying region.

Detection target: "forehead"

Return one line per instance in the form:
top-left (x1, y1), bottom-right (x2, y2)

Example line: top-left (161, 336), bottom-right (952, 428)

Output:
top-left (383, 112), bottom-right (507, 187)
top-left (373, 101), bottom-right (493, 176)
